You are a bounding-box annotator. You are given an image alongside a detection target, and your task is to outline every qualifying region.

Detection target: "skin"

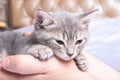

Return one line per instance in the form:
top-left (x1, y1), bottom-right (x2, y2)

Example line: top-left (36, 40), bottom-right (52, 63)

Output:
top-left (0, 32), bottom-right (120, 80)
top-left (0, 52), bottom-right (120, 80)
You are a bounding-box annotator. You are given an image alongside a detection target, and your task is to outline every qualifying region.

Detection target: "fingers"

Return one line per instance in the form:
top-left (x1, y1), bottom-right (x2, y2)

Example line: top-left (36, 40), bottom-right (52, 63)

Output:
top-left (0, 66), bottom-right (48, 80)
top-left (1, 55), bottom-right (50, 75)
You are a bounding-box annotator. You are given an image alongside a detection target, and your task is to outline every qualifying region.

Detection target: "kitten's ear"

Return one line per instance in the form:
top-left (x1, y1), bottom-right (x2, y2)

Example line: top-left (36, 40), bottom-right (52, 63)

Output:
top-left (34, 9), bottom-right (56, 30)
top-left (75, 9), bottom-right (99, 29)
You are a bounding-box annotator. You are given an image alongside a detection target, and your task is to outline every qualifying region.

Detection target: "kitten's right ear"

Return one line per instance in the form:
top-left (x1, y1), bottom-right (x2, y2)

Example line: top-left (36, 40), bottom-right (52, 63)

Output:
top-left (34, 9), bottom-right (56, 30)
top-left (75, 9), bottom-right (99, 29)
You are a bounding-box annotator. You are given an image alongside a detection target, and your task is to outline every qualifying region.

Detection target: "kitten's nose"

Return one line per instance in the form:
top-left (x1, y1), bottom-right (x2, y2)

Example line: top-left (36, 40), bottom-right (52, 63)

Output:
top-left (67, 53), bottom-right (73, 57)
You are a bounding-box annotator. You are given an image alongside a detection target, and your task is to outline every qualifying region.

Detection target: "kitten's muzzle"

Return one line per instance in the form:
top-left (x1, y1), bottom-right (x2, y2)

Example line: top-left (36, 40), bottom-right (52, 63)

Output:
top-left (67, 53), bottom-right (73, 57)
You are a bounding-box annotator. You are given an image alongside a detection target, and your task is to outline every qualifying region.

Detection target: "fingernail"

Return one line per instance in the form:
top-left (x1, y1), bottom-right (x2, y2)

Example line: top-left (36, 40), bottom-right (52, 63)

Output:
top-left (2, 57), bottom-right (11, 68)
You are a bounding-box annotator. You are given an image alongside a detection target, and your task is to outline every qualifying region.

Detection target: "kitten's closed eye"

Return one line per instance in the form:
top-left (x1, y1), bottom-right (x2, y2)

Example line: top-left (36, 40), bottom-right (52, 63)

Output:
top-left (56, 40), bottom-right (64, 45)
top-left (75, 39), bottom-right (83, 44)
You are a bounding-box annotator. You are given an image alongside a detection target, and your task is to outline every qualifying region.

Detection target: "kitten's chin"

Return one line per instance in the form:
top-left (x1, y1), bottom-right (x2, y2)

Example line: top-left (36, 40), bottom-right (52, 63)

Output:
top-left (58, 57), bottom-right (73, 61)
top-left (55, 53), bottom-right (77, 61)
top-left (62, 57), bottom-right (73, 61)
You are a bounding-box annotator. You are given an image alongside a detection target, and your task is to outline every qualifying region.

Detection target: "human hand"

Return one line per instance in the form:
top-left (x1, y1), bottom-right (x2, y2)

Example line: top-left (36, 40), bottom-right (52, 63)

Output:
top-left (0, 55), bottom-right (96, 80)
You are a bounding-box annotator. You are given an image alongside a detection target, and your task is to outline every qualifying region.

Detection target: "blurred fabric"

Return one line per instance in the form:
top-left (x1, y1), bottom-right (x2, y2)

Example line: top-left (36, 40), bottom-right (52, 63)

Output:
top-left (84, 18), bottom-right (120, 71)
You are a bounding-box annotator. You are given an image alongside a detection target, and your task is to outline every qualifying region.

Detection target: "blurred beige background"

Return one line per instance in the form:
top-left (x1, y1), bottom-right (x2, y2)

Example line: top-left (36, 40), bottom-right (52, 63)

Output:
top-left (0, 0), bottom-right (120, 29)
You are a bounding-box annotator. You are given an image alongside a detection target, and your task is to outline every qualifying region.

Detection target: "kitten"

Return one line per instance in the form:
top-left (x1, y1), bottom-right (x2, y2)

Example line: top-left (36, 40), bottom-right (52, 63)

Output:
top-left (0, 9), bottom-right (98, 71)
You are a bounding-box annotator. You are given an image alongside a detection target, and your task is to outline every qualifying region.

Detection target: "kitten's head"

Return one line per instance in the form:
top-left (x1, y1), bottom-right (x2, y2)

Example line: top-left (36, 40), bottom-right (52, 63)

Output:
top-left (33, 9), bottom-right (98, 61)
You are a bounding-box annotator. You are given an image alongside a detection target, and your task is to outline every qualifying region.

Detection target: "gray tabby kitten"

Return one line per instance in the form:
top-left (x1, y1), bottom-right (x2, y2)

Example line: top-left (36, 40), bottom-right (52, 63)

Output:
top-left (0, 9), bottom-right (98, 71)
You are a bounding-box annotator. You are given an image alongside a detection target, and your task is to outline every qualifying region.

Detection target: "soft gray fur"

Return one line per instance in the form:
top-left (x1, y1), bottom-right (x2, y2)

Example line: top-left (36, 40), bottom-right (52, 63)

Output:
top-left (0, 9), bottom-right (98, 71)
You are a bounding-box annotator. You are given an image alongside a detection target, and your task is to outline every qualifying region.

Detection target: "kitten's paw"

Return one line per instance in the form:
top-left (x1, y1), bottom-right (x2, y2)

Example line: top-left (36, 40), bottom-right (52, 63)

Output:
top-left (74, 54), bottom-right (88, 71)
top-left (27, 45), bottom-right (53, 60)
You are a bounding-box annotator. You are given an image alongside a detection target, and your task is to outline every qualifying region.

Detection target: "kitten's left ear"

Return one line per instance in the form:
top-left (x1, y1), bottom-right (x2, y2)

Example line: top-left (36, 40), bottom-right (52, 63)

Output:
top-left (75, 9), bottom-right (99, 29)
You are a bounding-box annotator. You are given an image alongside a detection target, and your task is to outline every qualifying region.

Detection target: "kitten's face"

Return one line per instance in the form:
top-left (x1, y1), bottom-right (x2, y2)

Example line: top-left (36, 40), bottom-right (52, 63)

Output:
top-left (34, 10), bottom-right (96, 61)
top-left (47, 27), bottom-right (88, 61)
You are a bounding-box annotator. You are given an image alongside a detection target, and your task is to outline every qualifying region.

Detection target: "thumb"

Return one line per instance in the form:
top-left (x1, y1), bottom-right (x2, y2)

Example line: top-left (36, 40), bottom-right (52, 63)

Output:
top-left (1, 55), bottom-right (50, 75)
